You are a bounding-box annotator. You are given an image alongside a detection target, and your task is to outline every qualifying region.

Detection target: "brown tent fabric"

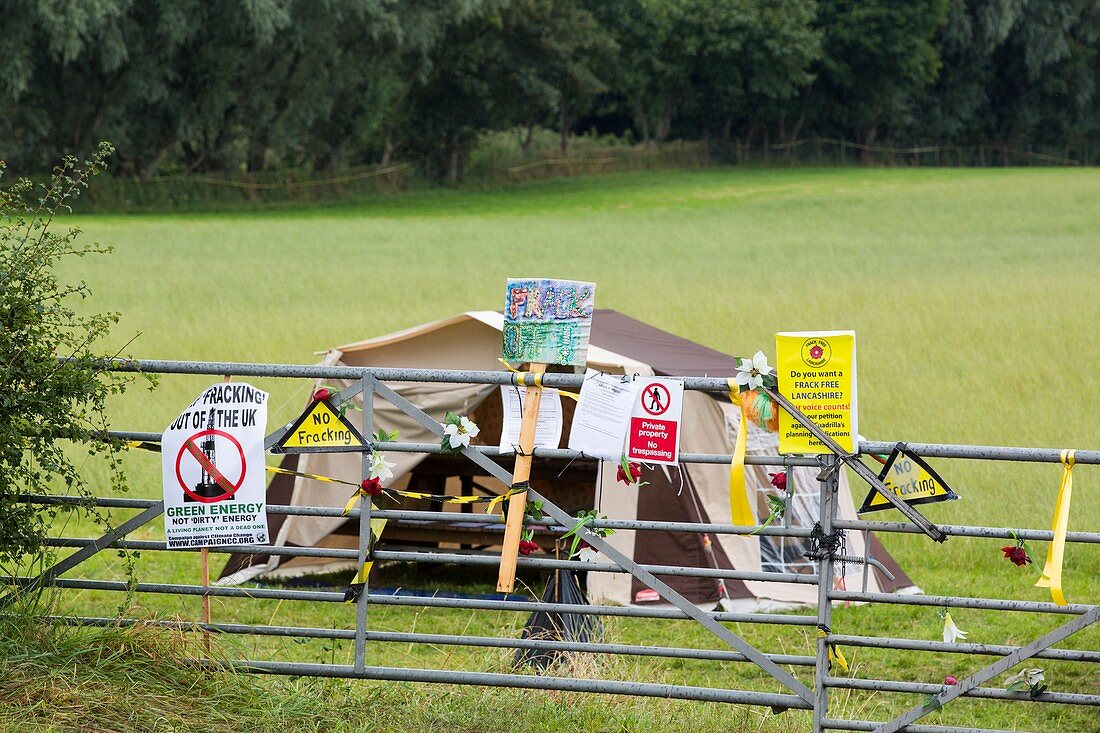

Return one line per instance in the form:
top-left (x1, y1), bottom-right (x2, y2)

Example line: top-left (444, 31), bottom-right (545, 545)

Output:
top-left (219, 310), bottom-right (916, 607)
top-left (589, 310), bottom-right (739, 377)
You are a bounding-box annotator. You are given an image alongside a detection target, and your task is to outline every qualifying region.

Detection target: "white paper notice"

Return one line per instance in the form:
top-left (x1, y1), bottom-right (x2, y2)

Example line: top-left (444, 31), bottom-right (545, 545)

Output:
top-left (567, 369), bottom-right (639, 461)
top-left (499, 386), bottom-right (564, 453)
top-left (162, 382), bottom-right (269, 549)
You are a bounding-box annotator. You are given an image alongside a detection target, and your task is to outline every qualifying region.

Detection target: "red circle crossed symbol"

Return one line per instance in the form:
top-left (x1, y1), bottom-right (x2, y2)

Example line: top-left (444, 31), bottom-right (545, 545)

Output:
top-left (175, 429), bottom-right (246, 503)
top-left (641, 382), bottom-right (671, 416)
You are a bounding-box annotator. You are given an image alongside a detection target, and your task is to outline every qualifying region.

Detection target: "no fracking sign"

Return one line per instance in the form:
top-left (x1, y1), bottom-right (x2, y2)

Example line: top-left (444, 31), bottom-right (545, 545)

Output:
top-left (161, 383), bottom-right (270, 549)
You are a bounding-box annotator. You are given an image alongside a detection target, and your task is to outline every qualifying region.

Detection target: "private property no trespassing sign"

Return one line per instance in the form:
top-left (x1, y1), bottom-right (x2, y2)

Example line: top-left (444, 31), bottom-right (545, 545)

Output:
top-left (626, 377), bottom-right (684, 465)
top-left (161, 382), bottom-right (269, 549)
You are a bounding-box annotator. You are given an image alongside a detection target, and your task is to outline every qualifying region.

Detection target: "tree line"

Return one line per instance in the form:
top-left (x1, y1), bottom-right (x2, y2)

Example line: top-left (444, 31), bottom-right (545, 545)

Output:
top-left (2, 0), bottom-right (1097, 180)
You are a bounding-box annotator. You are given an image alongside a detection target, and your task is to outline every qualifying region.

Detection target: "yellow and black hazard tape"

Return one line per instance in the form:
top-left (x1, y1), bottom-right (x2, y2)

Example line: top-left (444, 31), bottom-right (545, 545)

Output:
top-left (126, 440), bottom-right (521, 512)
top-left (340, 482), bottom-right (524, 516)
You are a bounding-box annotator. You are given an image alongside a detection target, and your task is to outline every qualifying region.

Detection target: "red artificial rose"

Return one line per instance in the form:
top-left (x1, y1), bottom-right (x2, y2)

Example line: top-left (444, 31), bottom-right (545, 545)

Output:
top-left (312, 387), bottom-right (332, 402)
top-left (616, 462), bottom-right (643, 484)
top-left (360, 477), bottom-right (383, 496)
top-left (1001, 545), bottom-right (1032, 566)
top-left (769, 471), bottom-right (787, 491)
top-left (518, 540), bottom-right (540, 556)
top-left (945, 675), bottom-right (958, 686)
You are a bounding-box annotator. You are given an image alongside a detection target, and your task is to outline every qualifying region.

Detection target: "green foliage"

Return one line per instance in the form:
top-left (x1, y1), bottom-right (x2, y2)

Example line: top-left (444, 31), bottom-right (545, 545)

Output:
top-left (3, 0), bottom-right (1097, 179)
top-left (813, 0), bottom-right (950, 145)
top-left (0, 142), bottom-right (135, 570)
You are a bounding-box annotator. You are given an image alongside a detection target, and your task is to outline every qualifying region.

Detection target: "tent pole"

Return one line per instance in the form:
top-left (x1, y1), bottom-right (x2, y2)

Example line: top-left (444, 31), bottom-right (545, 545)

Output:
top-left (497, 363), bottom-right (547, 593)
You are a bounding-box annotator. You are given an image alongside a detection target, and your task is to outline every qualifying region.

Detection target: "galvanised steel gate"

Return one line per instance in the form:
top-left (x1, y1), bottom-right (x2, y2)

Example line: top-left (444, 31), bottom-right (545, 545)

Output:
top-left (5, 360), bottom-right (1098, 733)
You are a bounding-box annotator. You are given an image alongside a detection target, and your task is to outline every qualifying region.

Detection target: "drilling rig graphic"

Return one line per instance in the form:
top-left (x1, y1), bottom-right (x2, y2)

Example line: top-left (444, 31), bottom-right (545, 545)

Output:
top-left (186, 407), bottom-right (224, 502)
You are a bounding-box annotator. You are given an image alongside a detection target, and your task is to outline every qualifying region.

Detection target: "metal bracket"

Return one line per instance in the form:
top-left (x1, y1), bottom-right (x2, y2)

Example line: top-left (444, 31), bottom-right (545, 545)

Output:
top-left (762, 386), bottom-right (946, 543)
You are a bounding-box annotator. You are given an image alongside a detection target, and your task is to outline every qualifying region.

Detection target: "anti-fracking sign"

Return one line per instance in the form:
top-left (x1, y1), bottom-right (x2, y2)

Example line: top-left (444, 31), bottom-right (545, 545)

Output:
top-left (162, 382), bottom-right (269, 549)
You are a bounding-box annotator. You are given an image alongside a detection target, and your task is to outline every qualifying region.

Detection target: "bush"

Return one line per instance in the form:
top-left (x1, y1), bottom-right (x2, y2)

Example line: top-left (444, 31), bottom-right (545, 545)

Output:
top-left (0, 142), bottom-right (136, 574)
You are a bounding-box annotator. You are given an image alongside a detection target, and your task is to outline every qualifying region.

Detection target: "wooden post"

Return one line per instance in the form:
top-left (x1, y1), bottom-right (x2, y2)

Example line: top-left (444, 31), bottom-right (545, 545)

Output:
top-left (200, 546), bottom-right (211, 654)
top-left (200, 374), bottom-right (232, 651)
top-left (496, 363), bottom-right (547, 593)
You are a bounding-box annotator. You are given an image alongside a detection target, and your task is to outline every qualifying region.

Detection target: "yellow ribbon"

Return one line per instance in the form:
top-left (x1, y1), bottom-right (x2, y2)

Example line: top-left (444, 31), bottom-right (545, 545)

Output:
top-left (347, 515), bottom-right (388, 592)
top-left (497, 358), bottom-right (578, 400)
top-left (818, 629), bottom-right (849, 673)
top-left (727, 379), bottom-right (756, 527)
top-left (1035, 450), bottom-right (1075, 606)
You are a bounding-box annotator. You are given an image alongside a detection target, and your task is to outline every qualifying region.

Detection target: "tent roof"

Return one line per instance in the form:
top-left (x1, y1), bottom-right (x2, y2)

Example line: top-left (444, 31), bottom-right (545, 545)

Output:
top-left (335, 309), bottom-right (740, 377)
top-left (587, 310), bottom-right (738, 377)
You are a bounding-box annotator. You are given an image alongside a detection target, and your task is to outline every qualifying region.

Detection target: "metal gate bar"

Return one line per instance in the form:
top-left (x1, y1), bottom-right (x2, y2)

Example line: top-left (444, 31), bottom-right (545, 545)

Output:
top-left (10, 576), bottom-right (818, 625)
top-left (43, 616), bottom-right (817, 665)
top-left (15, 359), bottom-right (1096, 731)
top-left (825, 677), bottom-right (1100, 705)
top-left (827, 633), bottom-right (1100, 663)
top-left (228, 660), bottom-right (814, 708)
top-left (824, 721), bottom-right (1032, 733)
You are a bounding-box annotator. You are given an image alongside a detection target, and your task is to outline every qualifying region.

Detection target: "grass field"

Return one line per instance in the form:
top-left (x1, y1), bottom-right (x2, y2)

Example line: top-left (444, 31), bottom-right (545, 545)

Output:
top-left (16, 166), bottom-right (1100, 731)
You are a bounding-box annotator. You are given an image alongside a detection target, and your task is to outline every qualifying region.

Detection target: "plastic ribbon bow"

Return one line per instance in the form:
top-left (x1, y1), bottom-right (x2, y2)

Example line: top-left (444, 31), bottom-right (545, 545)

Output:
top-left (726, 378), bottom-right (758, 528)
top-left (1035, 450), bottom-right (1075, 606)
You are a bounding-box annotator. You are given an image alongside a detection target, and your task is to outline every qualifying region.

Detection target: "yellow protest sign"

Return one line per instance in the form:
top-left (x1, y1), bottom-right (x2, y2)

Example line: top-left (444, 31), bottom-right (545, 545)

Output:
top-left (859, 445), bottom-right (959, 513)
top-left (776, 331), bottom-right (857, 454)
top-left (277, 398), bottom-right (365, 452)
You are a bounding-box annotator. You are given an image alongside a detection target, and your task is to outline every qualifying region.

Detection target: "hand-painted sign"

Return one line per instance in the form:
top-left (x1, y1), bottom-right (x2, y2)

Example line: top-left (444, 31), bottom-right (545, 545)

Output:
top-left (502, 278), bottom-right (595, 367)
top-left (276, 397), bottom-right (365, 453)
top-left (626, 377), bottom-right (683, 465)
top-left (775, 330), bottom-right (858, 454)
top-left (859, 444), bottom-right (959, 513)
top-left (162, 383), bottom-right (269, 548)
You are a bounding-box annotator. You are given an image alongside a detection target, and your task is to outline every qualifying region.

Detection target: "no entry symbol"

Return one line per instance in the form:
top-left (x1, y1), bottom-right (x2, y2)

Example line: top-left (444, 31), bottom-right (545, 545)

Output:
top-left (641, 382), bottom-right (671, 416)
top-left (175, 429), bottom-right (246, 503)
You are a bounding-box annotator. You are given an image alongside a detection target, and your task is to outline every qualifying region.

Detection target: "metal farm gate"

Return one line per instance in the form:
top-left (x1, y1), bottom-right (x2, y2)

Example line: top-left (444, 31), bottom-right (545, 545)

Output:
top-left (5, 360), bottom-right (1098, 733)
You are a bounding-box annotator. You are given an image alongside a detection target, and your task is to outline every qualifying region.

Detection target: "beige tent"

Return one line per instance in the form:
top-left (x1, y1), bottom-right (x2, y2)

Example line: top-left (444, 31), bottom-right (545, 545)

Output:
top-left (221, 310), bottom-right (915, 610)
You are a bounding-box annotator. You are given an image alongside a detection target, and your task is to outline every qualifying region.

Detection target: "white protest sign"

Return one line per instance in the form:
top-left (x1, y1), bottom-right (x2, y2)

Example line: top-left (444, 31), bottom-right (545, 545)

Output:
top-left (626, 377), bottom-right (684, 465)
top-left (499, 386), bottom-right (563, 453)
top-left (162, 382), bottom-right (269, 549)
top-left (567, 369), bottom-right (639, 461)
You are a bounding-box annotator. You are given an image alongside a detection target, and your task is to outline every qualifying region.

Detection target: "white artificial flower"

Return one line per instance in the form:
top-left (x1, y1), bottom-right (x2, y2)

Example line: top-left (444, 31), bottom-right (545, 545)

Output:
top-left (443, 422), bottom-right (468, 449)
top-left (1005, 668), bottom-right (1045, 688)
top-left (460, 416), bottom-right (480, 439)
top-left (942, 612), bottom-right (968, 644)
top-left (734, 350), bottom-right (771, 391)
top-left (369, 452), bottom-right (395, 481)
top-left (443, 416), bottom-right (480, 449)
top-left (576, 547), bottom-right (599, 563)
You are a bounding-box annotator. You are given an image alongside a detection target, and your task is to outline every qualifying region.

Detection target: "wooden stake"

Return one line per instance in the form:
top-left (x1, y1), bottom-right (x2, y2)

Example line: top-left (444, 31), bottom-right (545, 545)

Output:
top-left (200, 373), bottom-right (232, 652)
top-left (200, 546), bottom-right (211, 654)
top-left (496, 363), bottom-right (547, 593)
